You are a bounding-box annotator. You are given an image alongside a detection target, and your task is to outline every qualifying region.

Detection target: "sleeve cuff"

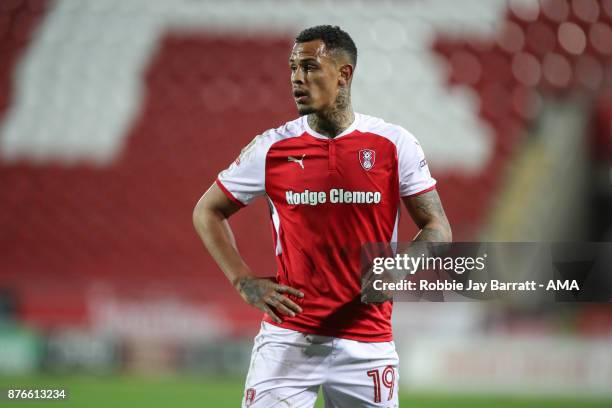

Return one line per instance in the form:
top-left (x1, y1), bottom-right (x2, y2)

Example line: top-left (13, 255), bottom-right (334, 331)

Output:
top-left (216, 178), bottom-right (247, 207)
top-left (402, 184), bottom-right (436, 198)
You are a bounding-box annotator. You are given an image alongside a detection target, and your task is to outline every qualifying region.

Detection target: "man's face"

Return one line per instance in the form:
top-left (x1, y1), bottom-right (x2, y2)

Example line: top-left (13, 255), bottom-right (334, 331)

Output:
top-left (289, 40), bottom-right (342, 115)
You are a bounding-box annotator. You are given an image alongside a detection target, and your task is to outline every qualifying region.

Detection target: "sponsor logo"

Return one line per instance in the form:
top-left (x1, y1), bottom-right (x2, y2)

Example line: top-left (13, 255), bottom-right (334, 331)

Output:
top-left (359, 149), bottom-right (375, 171)
top-left (420, 159), bottom-right (427, 168)
top-left (245, 388), bottom-right (256, 406)
top-left (288, 154), bottom-right (306, 169)
top-left (285, 189), bottom-right (382, 205)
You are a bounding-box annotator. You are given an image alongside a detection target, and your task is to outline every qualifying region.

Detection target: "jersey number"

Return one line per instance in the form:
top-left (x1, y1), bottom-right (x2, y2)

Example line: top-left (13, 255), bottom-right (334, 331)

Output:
top-left (367, 366), bottom-right (395, 403)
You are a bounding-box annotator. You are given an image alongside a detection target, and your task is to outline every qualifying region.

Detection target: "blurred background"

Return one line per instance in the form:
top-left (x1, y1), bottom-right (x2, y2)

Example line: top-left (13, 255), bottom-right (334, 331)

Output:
top-left (1, 0), bottom-right (612, 406)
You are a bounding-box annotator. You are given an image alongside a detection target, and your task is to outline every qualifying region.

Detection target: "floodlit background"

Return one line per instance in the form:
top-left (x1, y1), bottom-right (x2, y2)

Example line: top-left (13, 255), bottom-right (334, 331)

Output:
top-left (1, 0), bottom-right (612, 406)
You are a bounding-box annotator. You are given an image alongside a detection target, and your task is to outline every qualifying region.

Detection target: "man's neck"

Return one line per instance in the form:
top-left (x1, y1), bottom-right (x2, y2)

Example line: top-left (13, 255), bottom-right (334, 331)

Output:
top-left (307, 90), bottom-right (354, 138)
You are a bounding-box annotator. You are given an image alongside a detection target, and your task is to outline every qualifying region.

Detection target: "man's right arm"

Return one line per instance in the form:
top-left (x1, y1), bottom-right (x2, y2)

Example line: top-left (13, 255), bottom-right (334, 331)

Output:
top-left (192, 183), bottom-right (303, 323)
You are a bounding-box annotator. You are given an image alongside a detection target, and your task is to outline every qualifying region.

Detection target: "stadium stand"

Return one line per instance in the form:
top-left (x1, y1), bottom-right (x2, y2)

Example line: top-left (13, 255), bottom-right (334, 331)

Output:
top-left (0, 0), bottom-right (611, 338)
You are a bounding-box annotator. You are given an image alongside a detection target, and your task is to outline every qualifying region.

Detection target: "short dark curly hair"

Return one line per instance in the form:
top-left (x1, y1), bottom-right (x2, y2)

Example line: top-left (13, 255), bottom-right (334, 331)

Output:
top-left (295, 25), bottom-right (357, 66)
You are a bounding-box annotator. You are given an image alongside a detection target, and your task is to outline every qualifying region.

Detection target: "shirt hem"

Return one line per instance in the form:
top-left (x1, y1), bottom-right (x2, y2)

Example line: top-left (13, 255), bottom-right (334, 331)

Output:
top-left (263, 317), bottom-right (393, 343)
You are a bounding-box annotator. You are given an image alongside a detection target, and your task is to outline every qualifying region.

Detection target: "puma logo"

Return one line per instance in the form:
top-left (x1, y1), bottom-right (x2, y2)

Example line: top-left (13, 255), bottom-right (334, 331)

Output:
top-left (288, 154), bottom-right (305, 169)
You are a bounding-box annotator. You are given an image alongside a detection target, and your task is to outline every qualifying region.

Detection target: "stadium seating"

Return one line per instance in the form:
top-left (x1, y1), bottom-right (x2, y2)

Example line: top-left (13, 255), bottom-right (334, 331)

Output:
top-left (0, 0), bottom-right (611, 335)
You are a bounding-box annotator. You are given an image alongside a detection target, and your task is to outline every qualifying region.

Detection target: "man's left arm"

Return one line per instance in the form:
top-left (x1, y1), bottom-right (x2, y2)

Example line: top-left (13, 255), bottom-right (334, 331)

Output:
top-left (402, 189), bottom-right (452, 243)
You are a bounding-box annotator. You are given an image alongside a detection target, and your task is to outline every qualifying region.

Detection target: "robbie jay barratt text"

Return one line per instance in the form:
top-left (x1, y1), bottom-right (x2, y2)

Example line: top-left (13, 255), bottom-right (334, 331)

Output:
top-left (372, 279), bottom-right (580, 293)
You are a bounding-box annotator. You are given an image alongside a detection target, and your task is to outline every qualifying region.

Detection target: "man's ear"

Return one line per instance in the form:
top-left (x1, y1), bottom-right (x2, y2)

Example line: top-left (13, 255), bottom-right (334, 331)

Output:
top-left (338, 64), bottom-right (354, 86)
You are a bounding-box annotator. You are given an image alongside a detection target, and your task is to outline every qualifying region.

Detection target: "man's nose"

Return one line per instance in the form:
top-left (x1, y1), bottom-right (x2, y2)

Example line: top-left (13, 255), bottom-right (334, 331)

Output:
top-left (292, 69), bottom-right (304, 84)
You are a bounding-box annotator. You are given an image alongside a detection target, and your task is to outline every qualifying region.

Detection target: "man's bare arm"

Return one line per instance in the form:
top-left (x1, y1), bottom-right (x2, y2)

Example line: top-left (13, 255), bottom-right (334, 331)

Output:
top-left (192, 183), bottom-right (303, 322)
top-left (402, 189), bottom-right (452, 243)
top-left (361, 189), bottom-right (452, 303)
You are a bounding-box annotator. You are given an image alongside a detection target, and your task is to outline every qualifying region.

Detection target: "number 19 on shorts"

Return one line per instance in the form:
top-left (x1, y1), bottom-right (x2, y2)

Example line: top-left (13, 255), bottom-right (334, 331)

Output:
top-left (367, 366), bottom-right (395, 403)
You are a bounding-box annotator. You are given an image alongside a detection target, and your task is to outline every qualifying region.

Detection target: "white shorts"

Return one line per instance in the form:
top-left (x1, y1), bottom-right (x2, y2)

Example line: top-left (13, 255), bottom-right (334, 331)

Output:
top-left (242, 322), bottom-right (399, 408)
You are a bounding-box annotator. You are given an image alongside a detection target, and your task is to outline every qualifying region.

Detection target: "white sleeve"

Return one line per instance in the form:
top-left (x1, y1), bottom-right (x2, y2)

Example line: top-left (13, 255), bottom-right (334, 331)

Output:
top-left (216, 135), bottom-right (267, 206)
top-left (397, 129), bottom-right (437, 197)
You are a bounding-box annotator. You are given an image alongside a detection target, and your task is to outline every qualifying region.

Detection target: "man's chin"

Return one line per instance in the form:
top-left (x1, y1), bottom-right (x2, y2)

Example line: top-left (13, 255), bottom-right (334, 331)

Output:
top-left (296, 104), bottom-right (317, 115)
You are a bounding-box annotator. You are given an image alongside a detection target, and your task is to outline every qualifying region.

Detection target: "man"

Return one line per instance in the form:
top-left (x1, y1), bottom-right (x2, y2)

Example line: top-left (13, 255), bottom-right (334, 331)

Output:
top-left (193, 25), bottom-right (451, 407)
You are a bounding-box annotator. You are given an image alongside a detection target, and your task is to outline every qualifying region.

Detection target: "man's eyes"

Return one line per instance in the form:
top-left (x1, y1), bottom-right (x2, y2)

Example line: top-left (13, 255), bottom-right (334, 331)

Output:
top-left (289, 65), bottom-right (317, 72)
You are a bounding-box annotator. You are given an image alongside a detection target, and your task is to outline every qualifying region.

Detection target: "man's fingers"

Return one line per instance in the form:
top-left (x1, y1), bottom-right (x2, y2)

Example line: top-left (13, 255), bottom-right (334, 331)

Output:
top-left (362, 276), bottom-right (375, 290)
top-left (269, 300), bottom-right (295, 317)
top-left (275, 284), bottom-right (304, 298)
top-left (362, 294), bottom-right (383, 304)
top-left (266, 293), bottom-right (299, 316)
top-left (361, 278), bottom-right (392, 304)
top-left (260, 303), bottom-right (281, 323)
top-left (273, 285), bottom-right (303, 313)
top-left (362, 290), bottom-right (392, 304)
top-left (278, 295), bottom-right (303, 314)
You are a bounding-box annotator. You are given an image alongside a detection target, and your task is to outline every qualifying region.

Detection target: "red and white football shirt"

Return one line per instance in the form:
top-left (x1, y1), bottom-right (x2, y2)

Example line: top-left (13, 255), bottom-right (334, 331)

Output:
top-left (217, 113), bottom-right (436, 342)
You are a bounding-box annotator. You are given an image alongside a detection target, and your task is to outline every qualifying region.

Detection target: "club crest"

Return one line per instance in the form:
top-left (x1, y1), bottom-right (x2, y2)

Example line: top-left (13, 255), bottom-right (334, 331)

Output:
top-left (245, 388), bottom-right (256, 406)
top-left (359, 149), bottom-right (375, 171)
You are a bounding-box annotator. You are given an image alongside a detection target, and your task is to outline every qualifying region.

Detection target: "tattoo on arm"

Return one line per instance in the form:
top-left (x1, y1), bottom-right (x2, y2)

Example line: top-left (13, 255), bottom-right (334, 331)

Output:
top-left (404, 190), bottom-right (452, 242)
top-left (415, 226), bottom-right (448, 242)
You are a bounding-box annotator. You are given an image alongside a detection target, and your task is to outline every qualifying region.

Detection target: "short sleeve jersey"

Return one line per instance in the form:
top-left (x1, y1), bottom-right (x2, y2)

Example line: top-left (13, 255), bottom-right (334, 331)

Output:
top-left (217, 113), bottom-right (436, 342)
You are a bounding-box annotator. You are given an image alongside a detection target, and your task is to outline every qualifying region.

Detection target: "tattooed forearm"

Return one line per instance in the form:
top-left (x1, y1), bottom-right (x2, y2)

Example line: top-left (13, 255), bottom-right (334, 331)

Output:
top-left (403, 190), bottom-right (452, 243)
top-left (414, 226), bottom-right (448, 242)
top-left (415, 191), bottom-right (445, 220)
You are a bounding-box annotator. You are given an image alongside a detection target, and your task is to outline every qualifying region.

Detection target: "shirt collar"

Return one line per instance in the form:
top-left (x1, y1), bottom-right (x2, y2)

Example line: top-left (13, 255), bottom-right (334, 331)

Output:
top-left (303, 112), bottom-right (360, 140)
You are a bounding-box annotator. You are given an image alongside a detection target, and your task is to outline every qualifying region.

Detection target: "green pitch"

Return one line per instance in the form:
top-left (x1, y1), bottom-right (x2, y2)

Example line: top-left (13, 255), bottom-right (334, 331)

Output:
top-left (0, 375), bottom-right (610, 408)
